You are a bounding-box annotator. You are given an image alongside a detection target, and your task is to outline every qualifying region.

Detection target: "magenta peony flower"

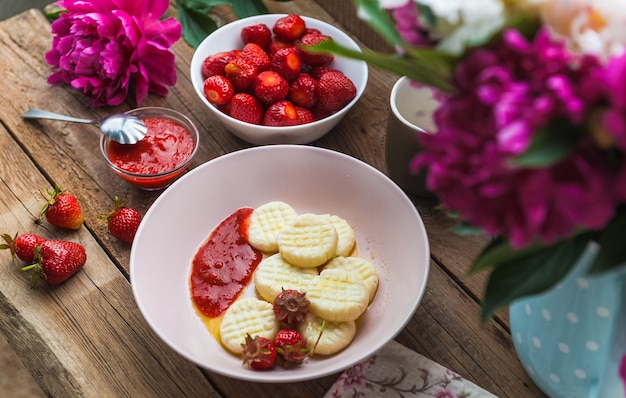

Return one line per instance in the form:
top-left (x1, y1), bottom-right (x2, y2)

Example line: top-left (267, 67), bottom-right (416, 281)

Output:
top-left (602, 52), bottom-right (626, 151)
top-left (412, 28), bottom-right (620, 248)
top-left (45, 0), bottom-right (181, 107)
top-left (390, 1), bottom-right (433, 47)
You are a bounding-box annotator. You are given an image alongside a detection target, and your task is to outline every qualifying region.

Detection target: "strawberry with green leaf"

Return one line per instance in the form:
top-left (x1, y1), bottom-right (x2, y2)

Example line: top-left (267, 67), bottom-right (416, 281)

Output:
top-left (21, 239), bottom-right (87, 288)
top-left (1, 233), bottom-right (47, 263)
top-left (274, 328), bottom-right (309, 367)
top-left (101, 197), bottom-right (142, 243)
top-left (40, 185), bottom-right (84, 230)
top-left (241, 334), bottom-right (277, 370)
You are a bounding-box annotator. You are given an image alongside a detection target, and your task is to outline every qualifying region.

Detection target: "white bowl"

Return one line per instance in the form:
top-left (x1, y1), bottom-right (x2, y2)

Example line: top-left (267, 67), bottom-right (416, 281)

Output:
top-left (130, 145), bottom-right (429, 383)
top-left (189, 14), bottom-right (368, 145)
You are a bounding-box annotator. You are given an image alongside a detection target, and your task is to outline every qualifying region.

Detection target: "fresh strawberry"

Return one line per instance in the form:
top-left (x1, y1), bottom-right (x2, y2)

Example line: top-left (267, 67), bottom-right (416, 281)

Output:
top-left (295, 107), bottom-right (315, 125)
top-left (229, 93), bottom-right (264, 125)
top-left (201, 51), bottom-right (238, 78)
top-left (224, 57), bottom-right (258, 91)
top-left (274, 328), bottom-right (309, 367)
top-left (298, 32), bottom-right (334, 66)
top-left (316, 71), bottom-right (357, 112)
top-left (270, 47), bottom-right (301, 81)
top-left (241, 334), bottom-right (277, 370)
top-left (241, 43), bottom-right (270, 72)
top-left (21, 239), bottom-right (86, 288)
top-left (311, 104), bottom-right (334, 121)
top-left (311, 66), bottom-right (340, 80)
top-left (303, 28), bottom-right (322, 36)
top-left (289, 73), bottom-right (318, 108)
top-left (40, 185), bottom-right (84, 230)
top-left (267, 38), bottom-right (294, 57)
top-left (203, 75), bottom-right (235, 105)
top-left (254, 71), bottom-right (289, 105)
top-left (100, 197), bottom-right (142, 244)
top-left (1, 233), bottom-right (46, 263)
top-left (273, 288), bottom-right (310, 325)
top-left (240, 23), bottom-right (272, 50)
top-left (262, 100), bottom-right (298, 127)
top-left (272, 14), bottom-right (306, 41)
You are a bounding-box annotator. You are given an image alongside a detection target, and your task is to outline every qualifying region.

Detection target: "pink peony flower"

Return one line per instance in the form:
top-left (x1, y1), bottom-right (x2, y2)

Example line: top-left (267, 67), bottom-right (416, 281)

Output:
top-left (391, 1), bottom-right (433, 47)
top-left (603, 52), bottom-right (626, 151)
top-left (412, 27), bottom-right (620, 248)
top-left (45, 0), bottom-right (181, 107)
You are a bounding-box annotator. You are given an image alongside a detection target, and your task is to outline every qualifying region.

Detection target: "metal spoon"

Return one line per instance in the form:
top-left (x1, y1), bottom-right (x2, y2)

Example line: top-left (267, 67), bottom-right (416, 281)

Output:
top-left (22, 109), bottom-right (148, 144)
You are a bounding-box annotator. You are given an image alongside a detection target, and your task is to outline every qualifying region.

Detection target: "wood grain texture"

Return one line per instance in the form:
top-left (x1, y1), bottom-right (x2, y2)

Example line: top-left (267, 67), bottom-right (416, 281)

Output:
top-left (0, 2), bottom-right (544, 397)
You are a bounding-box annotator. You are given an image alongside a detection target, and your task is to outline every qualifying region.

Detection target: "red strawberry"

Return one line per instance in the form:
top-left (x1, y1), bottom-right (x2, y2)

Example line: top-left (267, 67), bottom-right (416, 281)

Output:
top-left (229, 93), bottom-right (264, 125)
top-left (298, 32), bottom-right (334, 66)
top-left (272, 14), bottom-right (306, 41)
top-left (21, 239), bottom-right (86, 288)
top-left (267, 38), bottom-right (294, 57)
top-left (254, 71), bottom-right (289, 105)
top-left (224, 57), bottom-right (258, 91)
top-left (262, 100), bottom-right (298, 127)
top-left (203, 75), bottom-right (235, 105)
top-left (310, 66), bottom-right (340, 80)
top-left (241, 334), bottom-right (277, 370)
top-left (201, 51), bottom-right (238, 78)
top-left (295, 107), bottom-right (315, 125)
top-left (274, 328), bottom-right (309, 367)
top-left (270, 47), bottom-right (301, 81)
top-left (311, 104), bottom-right (334, 121)
top-left (273, 288), bottom-right (310, 325)
top-left (241, 43), bottom-right (270, 72)
top-left (100, 197), bottom-right (142, 244)
top-left (40, 185), bottom-right (84, 230)
top-left (289, 73), bottom-right (318, 108)
top-left (303, 28), bottom-right (322, 36)
top-left (240, 23), bottom-right (272, 50)
top-left (316, 71), bottom-right (357, 112)
top-left (1, 233), bottom-right (46, 263)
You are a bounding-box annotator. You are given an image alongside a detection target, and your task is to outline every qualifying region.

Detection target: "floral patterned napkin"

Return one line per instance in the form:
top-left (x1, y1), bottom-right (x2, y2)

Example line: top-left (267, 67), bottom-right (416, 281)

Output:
top-left (325, 340), bottom-right (497, 398)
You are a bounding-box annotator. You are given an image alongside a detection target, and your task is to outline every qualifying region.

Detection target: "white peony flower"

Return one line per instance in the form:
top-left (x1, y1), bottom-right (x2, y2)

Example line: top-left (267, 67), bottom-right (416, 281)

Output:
top-left (418, 0), bottom-right (507, 55)
top-left (378, 0), bottom-right (412, 8)
top-left (539, 0), bottom-right (626, 58)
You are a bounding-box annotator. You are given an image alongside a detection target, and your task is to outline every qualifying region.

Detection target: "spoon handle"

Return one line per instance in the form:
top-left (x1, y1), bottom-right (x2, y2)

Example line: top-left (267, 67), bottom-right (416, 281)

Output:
top-left (22, 109), bottom-right (96, 124)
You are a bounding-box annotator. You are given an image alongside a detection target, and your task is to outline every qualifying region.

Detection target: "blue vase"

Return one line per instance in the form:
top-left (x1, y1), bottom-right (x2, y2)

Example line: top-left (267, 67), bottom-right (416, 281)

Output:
top-left (509, 243), bottom-right (626, 398)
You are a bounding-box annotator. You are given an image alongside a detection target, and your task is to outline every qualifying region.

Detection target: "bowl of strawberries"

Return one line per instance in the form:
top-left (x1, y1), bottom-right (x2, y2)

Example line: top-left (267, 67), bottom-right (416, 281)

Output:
top-left (189, 14), bottom-right (368, 145)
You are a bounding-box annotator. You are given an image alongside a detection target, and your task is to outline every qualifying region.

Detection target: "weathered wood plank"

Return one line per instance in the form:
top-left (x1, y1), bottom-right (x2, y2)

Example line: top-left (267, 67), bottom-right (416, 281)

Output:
top-left (0, 122), bottom-right (218, 396)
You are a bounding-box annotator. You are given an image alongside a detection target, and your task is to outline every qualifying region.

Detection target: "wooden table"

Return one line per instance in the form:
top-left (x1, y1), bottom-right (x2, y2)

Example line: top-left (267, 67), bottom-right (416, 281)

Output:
top-left (0, 1), bottom-right (545, 396)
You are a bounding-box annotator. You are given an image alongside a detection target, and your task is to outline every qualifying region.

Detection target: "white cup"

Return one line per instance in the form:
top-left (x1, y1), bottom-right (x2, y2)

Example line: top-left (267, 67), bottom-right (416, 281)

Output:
top-left (385, 76), bottom-right (438, 198)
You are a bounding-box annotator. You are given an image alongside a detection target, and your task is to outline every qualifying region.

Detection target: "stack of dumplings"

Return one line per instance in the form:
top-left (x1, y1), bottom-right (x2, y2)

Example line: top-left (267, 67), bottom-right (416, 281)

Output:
top-left (219, 201), bottom-right (379, 357)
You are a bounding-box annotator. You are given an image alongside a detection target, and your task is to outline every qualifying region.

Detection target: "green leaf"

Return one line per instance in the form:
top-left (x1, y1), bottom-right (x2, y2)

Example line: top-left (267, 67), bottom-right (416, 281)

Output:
top-left (590, 206), bottom-right (626, 274)
top-left (479, 234), bottom-right (590, 322)
top-left (230, 0), bottom-right (269, 17)
top-left (512, 119), bottom-right (585, 168)
top-left (177, 2), bottom-right (220, 48)
top-left (307, 39), bottom-right (455, 92)
top-left (175, 0), bottom-right (283, 47)
top-left (448, 222), bottom-right (484, 236)
top-left (469, 237), bottom-right (544, 275)
top-left (45, 9), bottom-right (64, 22)
top-left (354, 0), bottom-right (405, 48)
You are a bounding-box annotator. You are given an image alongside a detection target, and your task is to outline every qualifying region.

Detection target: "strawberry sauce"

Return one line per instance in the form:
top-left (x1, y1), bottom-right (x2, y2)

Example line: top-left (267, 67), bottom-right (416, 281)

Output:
top-left (107, 117), bottom-right (195, 175)
top-left (190, 207), bottom-right (262, 318)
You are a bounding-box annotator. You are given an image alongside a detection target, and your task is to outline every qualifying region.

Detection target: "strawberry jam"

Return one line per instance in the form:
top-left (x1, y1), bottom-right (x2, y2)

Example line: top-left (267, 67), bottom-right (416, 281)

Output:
top-left (106, 116), bottom-right (196, 190)
top-left (190, 207), bottom-right (262, 318)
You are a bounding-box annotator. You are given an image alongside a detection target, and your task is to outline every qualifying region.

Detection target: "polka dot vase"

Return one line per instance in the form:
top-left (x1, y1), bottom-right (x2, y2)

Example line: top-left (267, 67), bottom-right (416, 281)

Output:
top-left (510, 244), bottom-right (626, 398)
